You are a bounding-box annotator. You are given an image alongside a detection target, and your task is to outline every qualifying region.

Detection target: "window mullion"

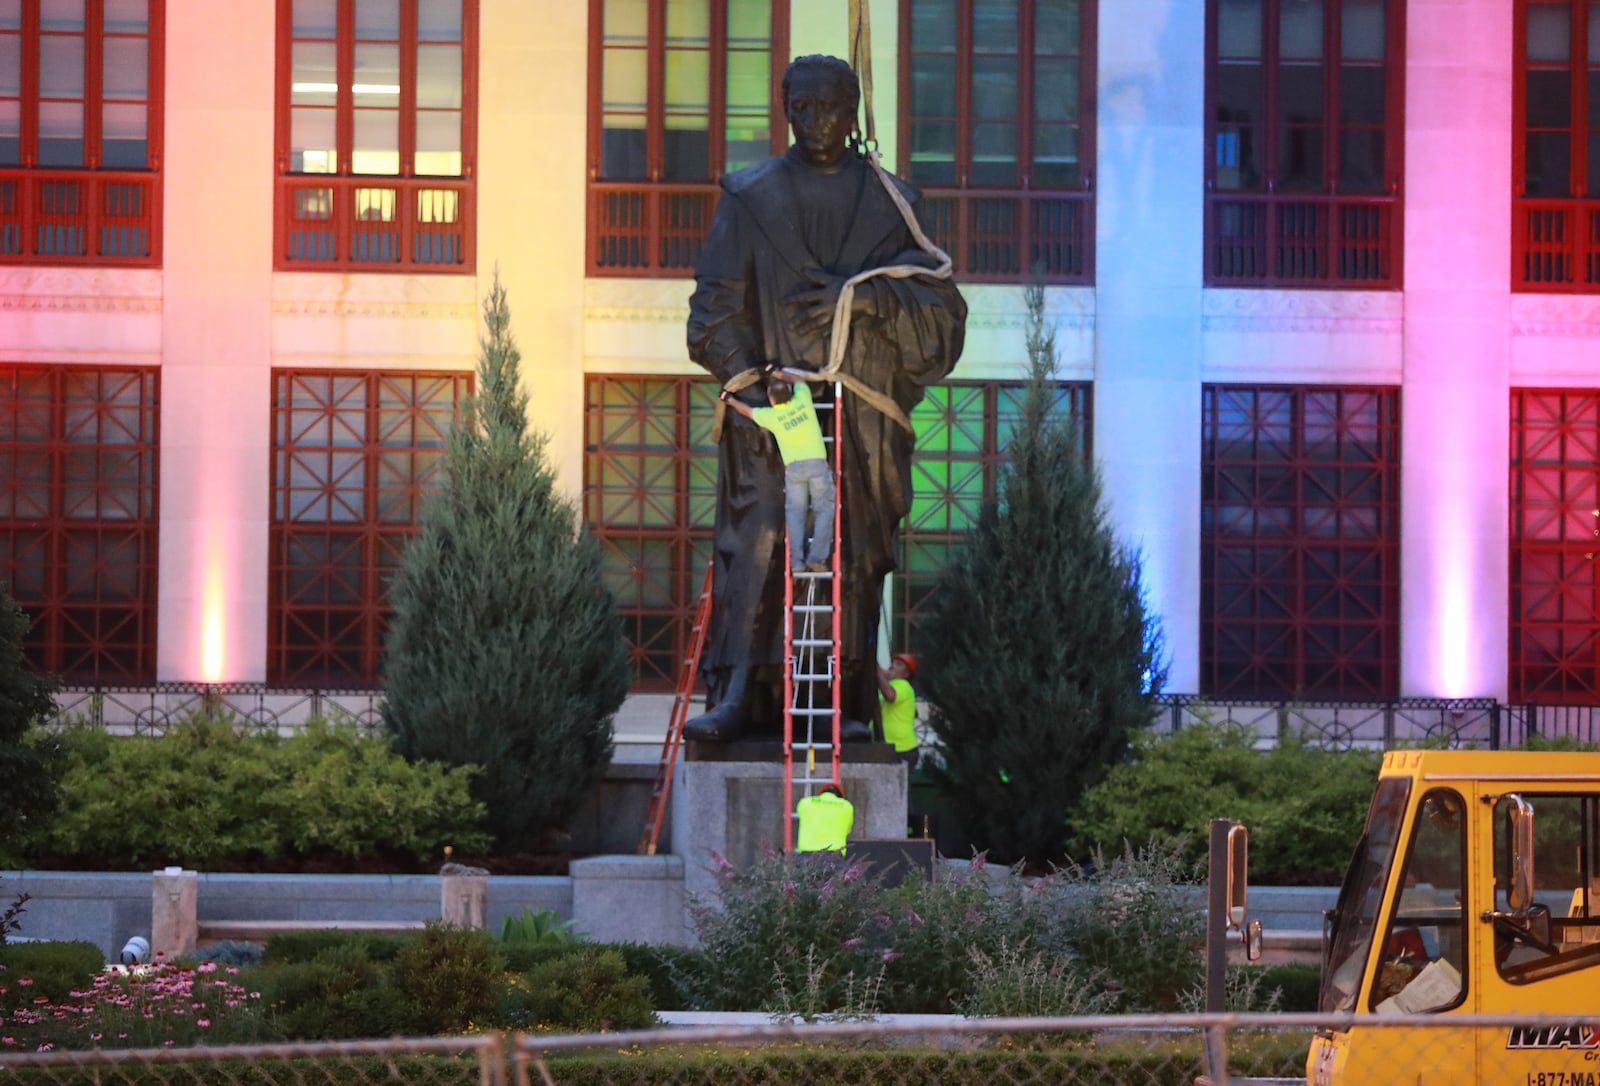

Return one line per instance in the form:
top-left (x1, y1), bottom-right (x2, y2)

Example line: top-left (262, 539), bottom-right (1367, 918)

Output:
top-left (1575, 0), bottom-right (1589, 197)
top-left (337, 0), bottom-right (355, 172)
top-left (1017, 0), bottom-right (1034, 187)
top-left (399, 0), bottom-right (417, 175)
top-left (21, 0), bottom-right (39, 164)
top-left (1263, 0), bottom-right (1280, 191)
top-left (646, 0), bottom-right (665, 180)
top-left (956, 0), bottom-right (972, 185)
top-left (85, 0), bottom-right (104, 167)
top-left (708, 0), bottom-right (727, 177)
top-left (1324, 0), bottom-right (1339, 193)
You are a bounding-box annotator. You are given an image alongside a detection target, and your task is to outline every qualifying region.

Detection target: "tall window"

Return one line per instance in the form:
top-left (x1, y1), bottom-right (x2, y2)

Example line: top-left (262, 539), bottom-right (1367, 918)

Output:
top-left (0, 366), bottom-right (158, 682)
top-left (900, 0), bottom-right (1095, 283)
top-left (268, 371), bottom-right (469, 687)
top-left (1201, 385), bottom-right (1401, 698)
top-left (585, 376), bottom-right (717, 688)
top-left (275, 0), bottom-right (476, 272)
top-left (895, 381), bottom-right (1089, 650)
top-left (1509, 389), bottom-right (1600, 701)
top-left (1206, 0), bottom-right (1403, 287)
top-left (0, 0), bottom-right (163, 265)
top-left (1516, 1), bottom-right (1600, 290)
top-left (587, 0), bottom-right (789, 276)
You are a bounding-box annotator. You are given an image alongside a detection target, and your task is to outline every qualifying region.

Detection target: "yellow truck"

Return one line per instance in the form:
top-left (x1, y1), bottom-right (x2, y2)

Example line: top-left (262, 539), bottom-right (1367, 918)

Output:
top-left (1306, 749), bottom-right (1600, 1086)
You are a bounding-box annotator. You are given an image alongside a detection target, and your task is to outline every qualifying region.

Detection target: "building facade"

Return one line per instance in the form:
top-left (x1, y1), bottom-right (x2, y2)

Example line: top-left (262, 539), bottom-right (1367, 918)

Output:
top-left (0, 0), bottom-right (1593, 743)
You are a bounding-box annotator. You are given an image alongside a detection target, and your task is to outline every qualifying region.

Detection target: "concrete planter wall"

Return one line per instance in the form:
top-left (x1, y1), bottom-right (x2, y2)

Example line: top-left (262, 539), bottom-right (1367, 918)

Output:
top-left (4, 864), bottom-right (1327, 962)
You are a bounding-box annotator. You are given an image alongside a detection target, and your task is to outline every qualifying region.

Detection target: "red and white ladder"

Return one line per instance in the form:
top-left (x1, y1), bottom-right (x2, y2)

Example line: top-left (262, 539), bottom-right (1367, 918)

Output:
top-left (781, 380), bottom-right (844, 850)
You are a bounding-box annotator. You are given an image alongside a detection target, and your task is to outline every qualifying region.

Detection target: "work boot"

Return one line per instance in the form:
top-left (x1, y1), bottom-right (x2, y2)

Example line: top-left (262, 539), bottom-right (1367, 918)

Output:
top-left (684, 667), bottom-right (751, 742)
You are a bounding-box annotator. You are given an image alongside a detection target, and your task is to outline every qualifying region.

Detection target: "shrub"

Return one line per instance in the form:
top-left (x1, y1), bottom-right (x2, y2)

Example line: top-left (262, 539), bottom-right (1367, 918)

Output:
top-left (30, 714), bottom-right (489, 870)
top-left (250, 944), bottom-right (409, 1041)
top-left (389, 922), bottom-right (500, 1033)
top-left (0, 941), bottom-right (107, 1003)
top-left (503, 948), bottom-right (657, 1032)
top-left (0, 581), bottom-right (64, 868)
top-left (261, 928), bottom-right (412, 966)
top-left (874, 859), bottom-right (1053, 1014)
top-left (960, 938), bottom-right (1115, 1018)
top-left (682, 850), bottom-right (883, 1012)
top-left (920, 282), bottom-right (1167, 867)
top-left (1053, 840), bottom-right (1208, 1012)
top-left (384, 276), bottom-right (629, 852)
top-left (1068, 722), bottom-right (1380, 885)
top-left (605, 942), bottom-right (698, 1012)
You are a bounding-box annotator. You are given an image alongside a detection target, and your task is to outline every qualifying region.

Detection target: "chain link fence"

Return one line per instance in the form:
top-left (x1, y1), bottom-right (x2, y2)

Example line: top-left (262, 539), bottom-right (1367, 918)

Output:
top-left (5, 1013), bottom-right (1597, 1086)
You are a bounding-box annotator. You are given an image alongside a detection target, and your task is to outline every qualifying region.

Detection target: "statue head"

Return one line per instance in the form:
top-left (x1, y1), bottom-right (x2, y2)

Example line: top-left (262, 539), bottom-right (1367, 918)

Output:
top-left (782, 55), bottom-right (859, 167)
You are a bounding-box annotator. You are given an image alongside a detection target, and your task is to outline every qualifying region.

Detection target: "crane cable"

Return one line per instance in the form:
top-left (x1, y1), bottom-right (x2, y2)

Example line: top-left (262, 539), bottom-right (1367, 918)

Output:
top-left (711, 0), bottom-right (953, 440)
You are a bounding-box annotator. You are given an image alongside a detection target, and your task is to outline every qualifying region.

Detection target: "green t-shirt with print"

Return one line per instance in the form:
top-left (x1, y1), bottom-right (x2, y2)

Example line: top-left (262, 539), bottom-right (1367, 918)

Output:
top-left (751, 382), bottom-right (826, 465)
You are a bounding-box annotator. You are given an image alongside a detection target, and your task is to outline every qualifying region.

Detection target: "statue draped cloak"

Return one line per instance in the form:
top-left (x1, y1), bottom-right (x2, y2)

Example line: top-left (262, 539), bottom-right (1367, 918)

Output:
top-left (686, 147), bottom-right (966, 730)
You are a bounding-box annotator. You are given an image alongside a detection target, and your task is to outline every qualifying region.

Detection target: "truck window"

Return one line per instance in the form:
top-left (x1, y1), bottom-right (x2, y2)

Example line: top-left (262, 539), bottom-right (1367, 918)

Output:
top-left (1321, 776), bottom-right (1411, 1013)
top-left (1493, 793), bottom-right (1600, 984)
top-left (1369, 788), bottom-right (1467, 1013)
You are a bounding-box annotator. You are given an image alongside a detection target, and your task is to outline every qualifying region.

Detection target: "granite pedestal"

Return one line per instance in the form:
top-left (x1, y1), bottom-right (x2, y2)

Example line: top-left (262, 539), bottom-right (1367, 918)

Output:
top-left (669, 743), bottom-right (908, 910)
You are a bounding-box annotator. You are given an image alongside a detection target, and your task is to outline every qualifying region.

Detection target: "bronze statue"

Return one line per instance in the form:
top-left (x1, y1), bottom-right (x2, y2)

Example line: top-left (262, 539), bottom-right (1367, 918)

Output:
top-left (684, 54), bottom-right (966, 742)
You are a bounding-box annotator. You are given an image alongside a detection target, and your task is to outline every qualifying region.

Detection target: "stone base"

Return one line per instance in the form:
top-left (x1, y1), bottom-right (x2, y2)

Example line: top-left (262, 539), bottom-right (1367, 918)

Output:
top-left (669, 757), bottom-right (908, 911)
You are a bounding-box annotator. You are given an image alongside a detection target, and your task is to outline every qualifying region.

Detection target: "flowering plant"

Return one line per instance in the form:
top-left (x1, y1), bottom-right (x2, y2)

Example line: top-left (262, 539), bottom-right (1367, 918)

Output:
top-left (0, 955), bottom-right (270, 1051)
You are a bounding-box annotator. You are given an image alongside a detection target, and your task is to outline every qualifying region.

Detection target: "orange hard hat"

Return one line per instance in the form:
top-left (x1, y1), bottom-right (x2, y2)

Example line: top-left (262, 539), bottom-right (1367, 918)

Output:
top-left (892, 652), bottom-right (918, 679)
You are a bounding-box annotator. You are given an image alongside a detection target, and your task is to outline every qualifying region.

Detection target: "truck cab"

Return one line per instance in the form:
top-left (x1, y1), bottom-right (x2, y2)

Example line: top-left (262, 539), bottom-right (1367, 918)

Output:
top-left (1308, 750), bottom-right (1600, 1086)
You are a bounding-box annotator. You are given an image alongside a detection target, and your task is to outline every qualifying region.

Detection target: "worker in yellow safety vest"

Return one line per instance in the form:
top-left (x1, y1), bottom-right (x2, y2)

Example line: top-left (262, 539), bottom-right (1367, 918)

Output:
top-left (795, 783), bottom-right (854, 853)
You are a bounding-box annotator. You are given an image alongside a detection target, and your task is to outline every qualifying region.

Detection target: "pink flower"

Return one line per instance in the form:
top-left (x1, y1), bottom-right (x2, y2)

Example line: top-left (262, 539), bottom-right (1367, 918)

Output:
top-left (782, 880), bottom-right (796, 899)
top-left (907, 910), bottom-right (925, 927)
top-left (197, 963), bottom-right (217, 974)
top-left (844, 937), bottom-right (863, 948)
top-left (17, 977), bottom-right (32, 987)
top-left (881, 950), bottom-right (899, 963)
top-left (197, 1018), bottom-right (211, 1028)
top-left (1, 1036), bottom-right (15, 1047)
top-left (36, 1042), bottom-right (52, 1052)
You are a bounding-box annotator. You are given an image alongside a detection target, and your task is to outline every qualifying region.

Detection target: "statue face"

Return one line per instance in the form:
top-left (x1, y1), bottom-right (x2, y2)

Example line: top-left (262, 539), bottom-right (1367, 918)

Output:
top-left (785, 66), bottom-right (853, 167)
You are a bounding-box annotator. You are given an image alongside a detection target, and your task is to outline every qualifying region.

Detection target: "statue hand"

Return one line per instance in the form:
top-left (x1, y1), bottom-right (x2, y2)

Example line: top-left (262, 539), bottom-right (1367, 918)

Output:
top-left (786, 274), bottom-right (872, 337)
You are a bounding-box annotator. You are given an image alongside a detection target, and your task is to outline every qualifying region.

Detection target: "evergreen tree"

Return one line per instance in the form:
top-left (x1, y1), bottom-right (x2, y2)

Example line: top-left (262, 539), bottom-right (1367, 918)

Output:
top-left (0, 583), bottom-right (63, 864)
top-left (920, 282), bottom-right (1168, 867)
top-left (383, 274), bottom-right (630, 852)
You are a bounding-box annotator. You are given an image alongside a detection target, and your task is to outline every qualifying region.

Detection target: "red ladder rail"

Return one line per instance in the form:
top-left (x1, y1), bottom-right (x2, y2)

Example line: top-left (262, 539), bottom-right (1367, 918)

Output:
top-left (638, 560), bottom-right (714, 855)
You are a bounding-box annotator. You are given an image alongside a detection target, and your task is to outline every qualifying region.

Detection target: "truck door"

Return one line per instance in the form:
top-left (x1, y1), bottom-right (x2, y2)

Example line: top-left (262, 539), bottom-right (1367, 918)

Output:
top-left (1475, 792), bottom-right (1600, 1086)
top-left (1325, 787), bottom-right (1474, 1086)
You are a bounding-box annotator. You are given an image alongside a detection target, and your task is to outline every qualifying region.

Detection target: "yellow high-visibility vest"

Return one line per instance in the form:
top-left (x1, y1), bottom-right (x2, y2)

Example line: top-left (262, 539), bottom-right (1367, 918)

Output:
top-left (795, 791), bottom-right (854, 853)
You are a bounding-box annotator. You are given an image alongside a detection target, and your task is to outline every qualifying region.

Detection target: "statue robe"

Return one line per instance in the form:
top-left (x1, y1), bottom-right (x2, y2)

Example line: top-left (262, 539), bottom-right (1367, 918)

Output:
top-left (686, 146), bottom-right (966, 728)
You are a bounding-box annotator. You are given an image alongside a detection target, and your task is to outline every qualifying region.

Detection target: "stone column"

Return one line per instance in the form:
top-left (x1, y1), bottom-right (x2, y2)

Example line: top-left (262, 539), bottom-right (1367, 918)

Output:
top-left (440, 866), bottom-right (488, 929)
top-left (150, 869), bottom-right (197, 960)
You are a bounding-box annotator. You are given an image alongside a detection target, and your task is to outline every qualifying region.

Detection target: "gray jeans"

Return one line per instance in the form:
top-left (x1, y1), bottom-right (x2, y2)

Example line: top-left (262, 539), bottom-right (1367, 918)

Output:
top-left (785, 458), bottom-right (836, 566)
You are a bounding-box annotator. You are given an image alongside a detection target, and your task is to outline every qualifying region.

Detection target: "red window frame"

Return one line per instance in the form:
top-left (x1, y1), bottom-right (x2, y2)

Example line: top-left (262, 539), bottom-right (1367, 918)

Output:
top-left (1204, 0), bottom-right (1404, 288)
top-left (268, 370), bottom-right (470, 688)
top-left (1515, 0), bottom-right (1600, 290)
top-left (585, 0), bottom-right (790, 277)
top-left (0, 365), bottom-right (159, 682)
top-left (898, 0), bottom-right (1096, 285)
top-left (1201, 384), bottom-right (1401, 699)
top-left (273, 0), bottom-right (478, 273)
top-left (0, 0), bottom-right (164, 266)
top-left (1509, 389), bottom-right (1600, 701)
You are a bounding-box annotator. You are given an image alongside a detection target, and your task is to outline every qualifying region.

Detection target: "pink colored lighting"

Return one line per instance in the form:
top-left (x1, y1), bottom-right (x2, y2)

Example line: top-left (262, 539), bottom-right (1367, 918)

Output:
top-left (200, 541), bottom-right (228, 683)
